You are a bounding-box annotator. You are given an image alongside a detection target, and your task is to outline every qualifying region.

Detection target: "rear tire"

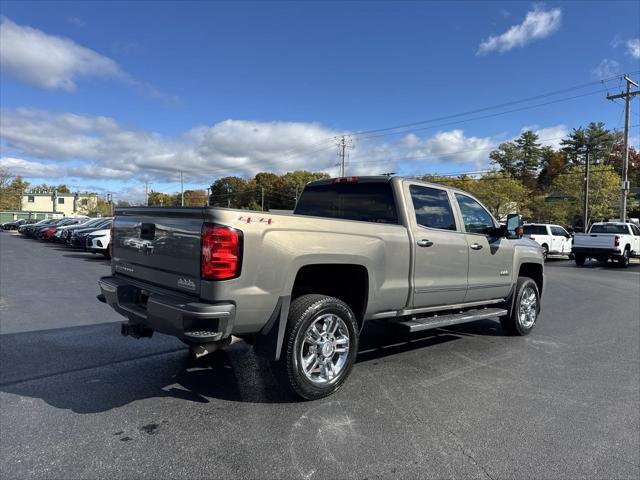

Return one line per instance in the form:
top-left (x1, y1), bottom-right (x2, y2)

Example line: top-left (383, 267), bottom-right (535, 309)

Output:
top-left (617, 248), bottom-right (630, 268)
top-left (273, 294), bottom-right (359, 400)
top-left (500, 277), bottom-right (540, 336)
top-left (574, 254), bottom-right (586, 266)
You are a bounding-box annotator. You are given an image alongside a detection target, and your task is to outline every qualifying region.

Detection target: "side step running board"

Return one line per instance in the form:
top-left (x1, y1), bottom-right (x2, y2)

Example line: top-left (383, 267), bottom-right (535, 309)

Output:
top-left (395, 307), bottom-right (508, 333)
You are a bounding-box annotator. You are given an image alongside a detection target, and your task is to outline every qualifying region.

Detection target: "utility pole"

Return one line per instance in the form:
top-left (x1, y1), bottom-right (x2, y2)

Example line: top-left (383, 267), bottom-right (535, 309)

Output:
top-left (607, 75), bottom-right (639, 222)
top-left (294, 185), bottom-right (299, 207)
top-left (206, 187), bottom-right (211, 207)
top-left (144, 180), bottom-right (150, 207)
top-left (335, 135), bottom-right (354, 176)
top-left (180, 171), bottom-right (184, 207)
top-left (261, 187), bottom-right (265, 211)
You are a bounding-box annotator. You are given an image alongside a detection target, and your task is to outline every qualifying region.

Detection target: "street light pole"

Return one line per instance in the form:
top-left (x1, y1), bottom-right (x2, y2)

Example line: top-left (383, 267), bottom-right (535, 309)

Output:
top-left (583, 148), bottom-right (590, 232)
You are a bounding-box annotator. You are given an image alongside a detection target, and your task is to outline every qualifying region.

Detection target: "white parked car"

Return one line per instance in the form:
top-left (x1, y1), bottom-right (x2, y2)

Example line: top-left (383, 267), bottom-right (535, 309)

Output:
top-left (522, 223), bottom-right (573, 260)
top-left (85, 228), bottom-right (111, 257)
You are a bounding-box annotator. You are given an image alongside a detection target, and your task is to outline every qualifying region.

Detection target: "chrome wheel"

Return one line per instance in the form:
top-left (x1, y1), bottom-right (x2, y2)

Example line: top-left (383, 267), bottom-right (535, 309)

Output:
top-left (518, 286), bottom-right (537, 328)
top-left (299, 313), bottom-right (350, 385)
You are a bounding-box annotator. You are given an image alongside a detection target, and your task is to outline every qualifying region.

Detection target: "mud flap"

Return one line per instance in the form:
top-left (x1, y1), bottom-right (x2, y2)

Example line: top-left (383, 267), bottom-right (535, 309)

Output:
top-left (253, 296), bottom-right (291, 361)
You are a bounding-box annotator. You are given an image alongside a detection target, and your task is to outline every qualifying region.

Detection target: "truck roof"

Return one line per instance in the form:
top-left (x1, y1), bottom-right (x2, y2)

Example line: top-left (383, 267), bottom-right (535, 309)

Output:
top-left (307, 175), bottom-right (470, 194)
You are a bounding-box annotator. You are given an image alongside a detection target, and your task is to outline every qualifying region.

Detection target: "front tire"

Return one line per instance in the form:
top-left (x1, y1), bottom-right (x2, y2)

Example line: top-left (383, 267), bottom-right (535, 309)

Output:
top-left (274, 294), bottom-right (359, 400)
top-left (574, 254), bottom-right (586, 266)
top-left (500, 277), bottom-right (540, 336)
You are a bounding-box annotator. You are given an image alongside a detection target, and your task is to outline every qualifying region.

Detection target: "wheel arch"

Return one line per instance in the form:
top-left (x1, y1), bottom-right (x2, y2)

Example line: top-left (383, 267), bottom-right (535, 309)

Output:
top-left (290, 263), bottom-right (369, 330)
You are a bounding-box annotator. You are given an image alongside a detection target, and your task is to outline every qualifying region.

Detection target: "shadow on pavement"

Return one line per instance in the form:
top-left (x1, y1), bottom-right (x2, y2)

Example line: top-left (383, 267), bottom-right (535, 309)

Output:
top-left (0, 318), bottom-right (502, 411)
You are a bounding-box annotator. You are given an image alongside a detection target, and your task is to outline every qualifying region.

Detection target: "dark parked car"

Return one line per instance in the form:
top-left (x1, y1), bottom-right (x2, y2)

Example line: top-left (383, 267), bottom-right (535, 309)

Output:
top-left (20, 218), bottom-right (58, 237)
top-left (70, 219), bottom-right (113, 248)
top-left (61, 218), bottom-right (111, 244)
top-left (1, 219), bottom-right (23, 230)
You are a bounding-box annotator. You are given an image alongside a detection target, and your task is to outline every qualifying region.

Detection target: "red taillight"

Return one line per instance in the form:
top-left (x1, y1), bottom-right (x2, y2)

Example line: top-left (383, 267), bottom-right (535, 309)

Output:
top-left (201, 224), bottom-right (242, 280)
top-left (331, 176), bottom-right (358, 184)
top-left (614, 235), bottom-right (620, 247)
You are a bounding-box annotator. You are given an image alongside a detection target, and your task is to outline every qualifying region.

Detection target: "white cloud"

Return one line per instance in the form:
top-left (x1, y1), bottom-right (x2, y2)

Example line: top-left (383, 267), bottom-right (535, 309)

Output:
top-left (67, 17), bottom-right (86, 28)
top-left (477, 7), bottom-right (562, 55)
top-left (591, 58), bottom-right (620, 79)
top-left (1, 107), bottom-right (574, 187)
top-left (0, 109), bottom-right (344, 182)
top-left (0, 16), bottom-right (123, 91)
top-left (399, 130), bottom-right (495, 167)
top-left (0, 16), bottom-right (177, 103)
top-left (520, 124), bottom-right (568, 149)
top-left (626, 38), bottom-right (640, 59)
top-left (0, 108), bottom-right (509, 184)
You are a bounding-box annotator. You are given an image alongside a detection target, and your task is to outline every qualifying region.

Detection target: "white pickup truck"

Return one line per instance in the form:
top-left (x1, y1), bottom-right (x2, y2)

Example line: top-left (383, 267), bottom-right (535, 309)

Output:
top-left (572, 222), bottom-right (640, 267)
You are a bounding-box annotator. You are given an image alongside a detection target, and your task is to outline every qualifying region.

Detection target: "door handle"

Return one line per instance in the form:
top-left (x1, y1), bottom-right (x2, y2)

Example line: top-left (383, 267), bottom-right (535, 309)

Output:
top-left (470, 243), bottom-right (483, 250)
top-left (417, 239), bottom-right (434, 247)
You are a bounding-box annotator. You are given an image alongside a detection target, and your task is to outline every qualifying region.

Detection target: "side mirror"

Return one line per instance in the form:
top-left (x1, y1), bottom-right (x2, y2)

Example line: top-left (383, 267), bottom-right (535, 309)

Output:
top-left (506, 214), bottom-right (523, 239)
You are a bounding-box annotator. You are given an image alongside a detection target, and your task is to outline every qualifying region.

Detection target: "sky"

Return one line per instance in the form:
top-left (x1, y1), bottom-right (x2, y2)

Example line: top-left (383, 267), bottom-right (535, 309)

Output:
top-left (1, 1), bottom-right (639, 203)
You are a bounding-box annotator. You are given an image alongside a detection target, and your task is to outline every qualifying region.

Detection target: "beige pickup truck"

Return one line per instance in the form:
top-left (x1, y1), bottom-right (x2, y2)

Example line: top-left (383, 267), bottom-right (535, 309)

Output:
top-left (98, 176), bottom-right (544, 399)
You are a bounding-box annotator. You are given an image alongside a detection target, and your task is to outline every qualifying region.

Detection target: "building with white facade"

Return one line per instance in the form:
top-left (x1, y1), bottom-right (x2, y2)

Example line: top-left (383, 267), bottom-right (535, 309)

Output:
top-left (21, 191), bottom-right (98, 216)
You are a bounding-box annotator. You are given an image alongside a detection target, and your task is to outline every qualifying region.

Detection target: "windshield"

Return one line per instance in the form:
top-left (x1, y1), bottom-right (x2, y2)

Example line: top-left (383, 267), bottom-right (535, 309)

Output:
top-left (589, 224), bottom-right (629, 234)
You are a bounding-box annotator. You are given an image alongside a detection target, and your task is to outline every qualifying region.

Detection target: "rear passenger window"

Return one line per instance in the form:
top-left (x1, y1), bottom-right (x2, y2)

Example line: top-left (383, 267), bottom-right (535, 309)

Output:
top-left (523, 225), bottom-right (548, 235)
top-left (409, 185), bottom-right (456, 230)
top-left (294, 182), bottom-right (398, 224)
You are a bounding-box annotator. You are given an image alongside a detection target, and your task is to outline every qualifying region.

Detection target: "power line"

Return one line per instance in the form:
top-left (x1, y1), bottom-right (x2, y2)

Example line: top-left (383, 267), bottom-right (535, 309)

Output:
top-left (347, 72), bottom-right (638, 138)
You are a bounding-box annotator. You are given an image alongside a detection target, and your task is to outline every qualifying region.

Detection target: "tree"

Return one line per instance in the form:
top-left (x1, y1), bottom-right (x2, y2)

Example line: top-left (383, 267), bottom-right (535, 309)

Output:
top-left (537, 147), bottom-right (568, 191)
top-left (561, 123), bottom-right (615, 167)
top-left (116, 200), bottom-right (131, 207)
top-left (183, 189), bottom-right (208, 206)
top-left (0, 169), bottom-right (29, 210)
top-left (550, 165), bottom-right (621, 227)
top-left (489, 141), bottom-right (520, 176)
top-left (464, 172), bottom-right (530, 220)
top-left (147, 190), bottom-right (176, 206)
top-left (514, 130), bottom-right (542, 182)
top-left (90, 197), bottom-right (113, 216)
top-left (56, 184), bottom-right (71, 194)
top-left (209, 176), bottom-right (250, 208)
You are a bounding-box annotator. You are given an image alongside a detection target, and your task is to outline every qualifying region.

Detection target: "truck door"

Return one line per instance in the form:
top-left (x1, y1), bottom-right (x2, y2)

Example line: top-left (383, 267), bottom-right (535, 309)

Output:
top-left (453, 193), bottom-right (514, 303)
top-left (404, 183), bottom-right (468, 308)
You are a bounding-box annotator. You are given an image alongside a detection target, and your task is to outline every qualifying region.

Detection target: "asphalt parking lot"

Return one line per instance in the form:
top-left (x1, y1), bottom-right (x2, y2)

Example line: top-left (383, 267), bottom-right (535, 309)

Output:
top-left (1, 230), bottom-right (639, 480)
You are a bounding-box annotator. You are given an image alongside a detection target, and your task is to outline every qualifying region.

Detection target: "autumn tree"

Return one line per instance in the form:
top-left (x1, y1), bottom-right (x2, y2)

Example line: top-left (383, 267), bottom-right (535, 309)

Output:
top-left (147, 190), bottom-right (176, 206)
top-left (209, 176), bottom-right (250, 208)
top-left (183, 189), bottom-right (208, 206)
top-left (549, 166), bottom-right (621, 227)
top-left (537, 147), bottom-right (568, 190)
top-left (0, 169), bottom-right (30, 210)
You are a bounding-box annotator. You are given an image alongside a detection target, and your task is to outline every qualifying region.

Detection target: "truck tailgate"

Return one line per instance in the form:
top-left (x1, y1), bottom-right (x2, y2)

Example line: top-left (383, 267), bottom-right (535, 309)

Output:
top-left (574, 234), bottom-right (616, 248)
top-left (112, 208), bottom-right (204, 295)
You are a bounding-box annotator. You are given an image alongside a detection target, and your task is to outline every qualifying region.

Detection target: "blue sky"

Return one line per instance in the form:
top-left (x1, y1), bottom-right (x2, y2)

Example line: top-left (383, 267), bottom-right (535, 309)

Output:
top-left (1, 1), bottom-right (639, 202)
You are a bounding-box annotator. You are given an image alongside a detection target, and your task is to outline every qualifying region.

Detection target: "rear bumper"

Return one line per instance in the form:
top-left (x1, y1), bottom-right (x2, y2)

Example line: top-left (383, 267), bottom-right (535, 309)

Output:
top-left (98, 275), bottom-right (234, 342)
top-left (572, 247), bottom-right (621, 256)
